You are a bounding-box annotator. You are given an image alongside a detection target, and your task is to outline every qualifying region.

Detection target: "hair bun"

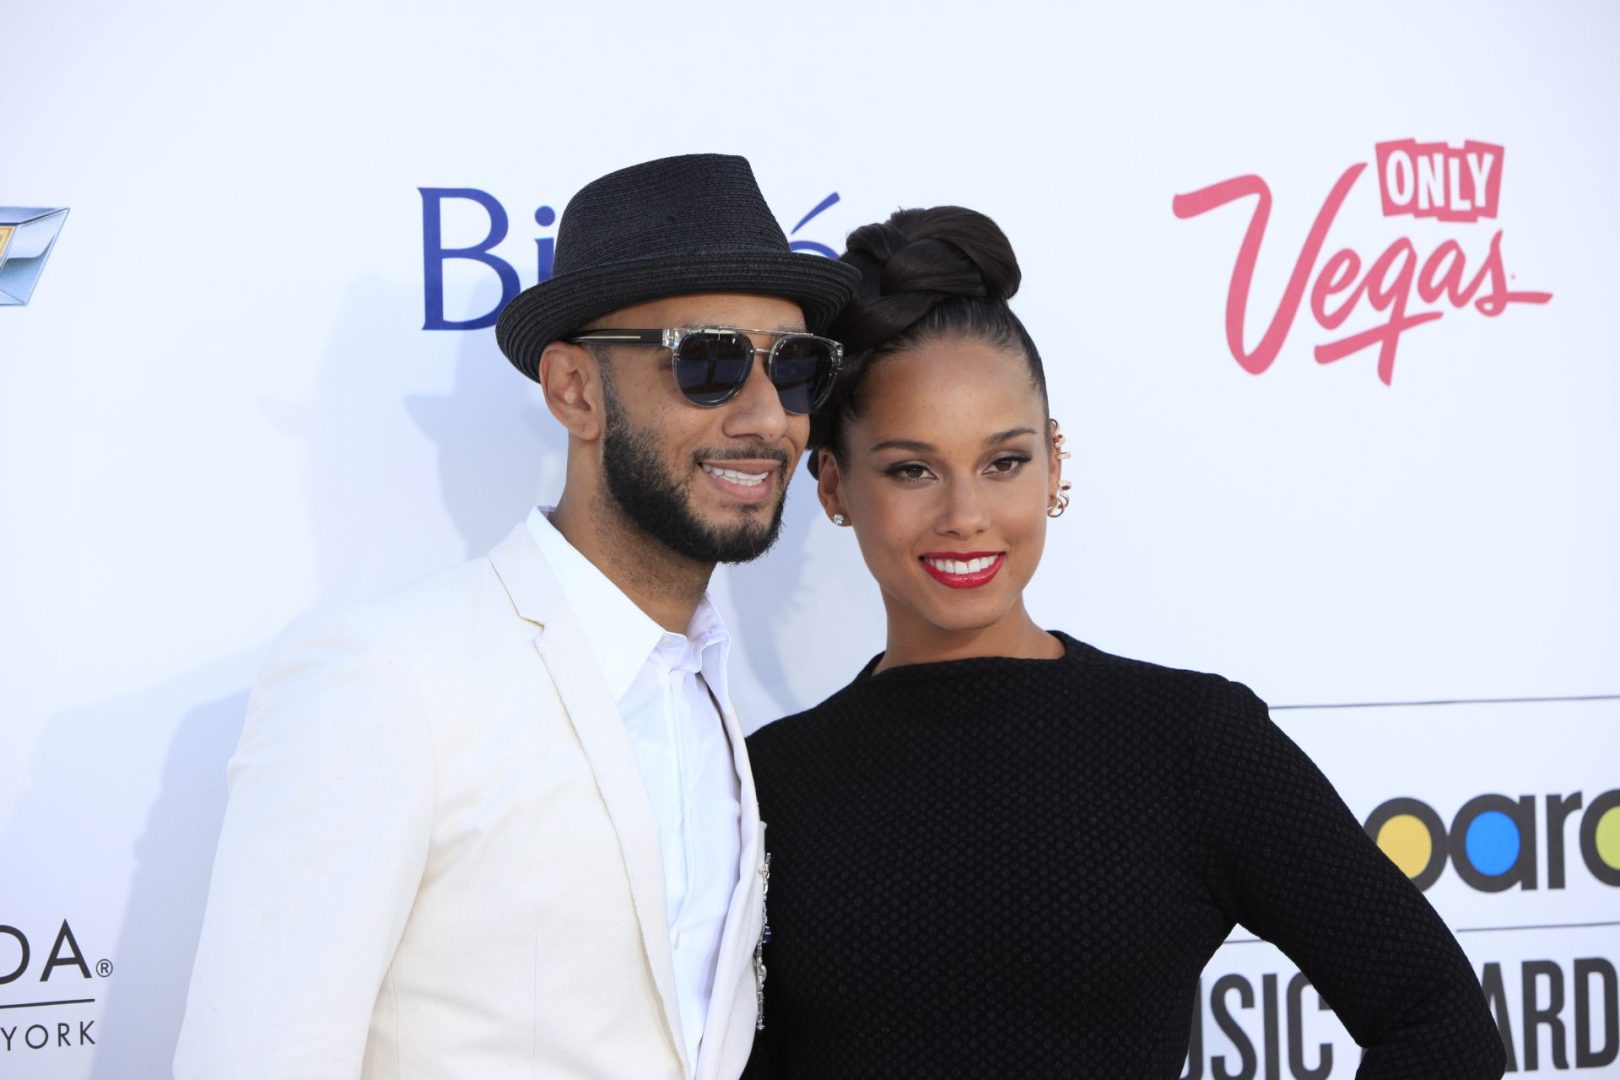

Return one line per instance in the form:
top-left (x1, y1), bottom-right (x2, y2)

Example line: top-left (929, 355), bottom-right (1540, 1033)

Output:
top-left (830, 206), bottom-right (1021, 353)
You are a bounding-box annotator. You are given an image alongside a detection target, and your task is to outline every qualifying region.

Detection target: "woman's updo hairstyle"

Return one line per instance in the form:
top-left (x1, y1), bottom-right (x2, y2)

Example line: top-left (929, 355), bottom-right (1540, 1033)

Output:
top-left (808, 206), bottom-right (1046, 477)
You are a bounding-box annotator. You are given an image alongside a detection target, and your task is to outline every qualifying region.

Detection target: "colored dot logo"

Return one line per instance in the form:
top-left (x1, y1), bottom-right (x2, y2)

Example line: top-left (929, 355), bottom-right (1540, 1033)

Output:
top-left (1375, 811), bottom-right (1435, 880)
top-left (1596, 802), bottom-right (1620, 873)
top-left (1366, 789), bottom-right (1620, 892)
top-left (1465, 811), bottom-right (1521, 877)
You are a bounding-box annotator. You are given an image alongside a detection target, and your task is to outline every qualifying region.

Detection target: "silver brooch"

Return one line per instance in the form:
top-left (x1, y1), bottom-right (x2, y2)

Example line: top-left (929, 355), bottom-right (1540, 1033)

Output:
top-left (754, 851), bottom-right (771, 1030)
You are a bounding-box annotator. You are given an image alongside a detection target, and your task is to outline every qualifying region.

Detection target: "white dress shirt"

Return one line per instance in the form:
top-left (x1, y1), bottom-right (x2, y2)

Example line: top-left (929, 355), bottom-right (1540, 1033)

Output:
top-left (526, 507), bottom-right (741, 1074)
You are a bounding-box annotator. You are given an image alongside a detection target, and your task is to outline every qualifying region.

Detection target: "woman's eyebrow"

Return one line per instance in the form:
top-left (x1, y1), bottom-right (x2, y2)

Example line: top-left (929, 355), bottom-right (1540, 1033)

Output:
top-left (867, 438), bottom-right (934, 455)
top-left (868, 428), bottom-right (1040, 456)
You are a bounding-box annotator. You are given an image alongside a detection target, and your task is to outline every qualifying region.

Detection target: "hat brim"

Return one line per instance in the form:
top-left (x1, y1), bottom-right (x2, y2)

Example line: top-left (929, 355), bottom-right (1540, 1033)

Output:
top-left (495, 252), bottom-right (861, 382)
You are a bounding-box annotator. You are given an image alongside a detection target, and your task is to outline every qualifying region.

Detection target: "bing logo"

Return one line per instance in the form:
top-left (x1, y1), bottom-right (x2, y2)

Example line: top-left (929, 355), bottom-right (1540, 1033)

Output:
top-left (0, 207), bottom-right (69, 306)
top-left (418, 188), bottom-right (844, 331)
top-left (1366, 789), bottom-right (1620, 892)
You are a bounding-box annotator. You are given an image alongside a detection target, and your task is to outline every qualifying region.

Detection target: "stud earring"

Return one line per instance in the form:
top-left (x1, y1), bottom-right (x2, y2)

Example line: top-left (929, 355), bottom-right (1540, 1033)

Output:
top-left (832, 513), bottom-right (847, 526)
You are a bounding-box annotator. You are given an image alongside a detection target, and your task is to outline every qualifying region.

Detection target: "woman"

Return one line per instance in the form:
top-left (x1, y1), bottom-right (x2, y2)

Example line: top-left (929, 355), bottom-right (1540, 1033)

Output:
top-left (742, 207), bottom-right (1505, 1077)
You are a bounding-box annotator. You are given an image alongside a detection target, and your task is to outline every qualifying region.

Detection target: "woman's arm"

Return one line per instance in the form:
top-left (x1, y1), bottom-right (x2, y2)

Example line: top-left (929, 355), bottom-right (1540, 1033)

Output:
top-left (1190, 678), bottom-right (1506, 1080)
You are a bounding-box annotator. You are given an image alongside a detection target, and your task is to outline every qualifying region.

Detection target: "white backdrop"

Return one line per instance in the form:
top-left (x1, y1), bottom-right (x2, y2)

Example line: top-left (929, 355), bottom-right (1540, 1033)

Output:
top-left (2, 1), bottom-right (1616, 1076)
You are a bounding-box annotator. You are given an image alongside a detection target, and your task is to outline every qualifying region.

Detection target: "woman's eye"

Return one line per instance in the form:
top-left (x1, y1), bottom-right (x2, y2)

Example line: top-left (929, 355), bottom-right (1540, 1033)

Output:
top-left (987, 455), bottom-right (1030, 476)
top-left (885, 463), bottom-right (933, 482)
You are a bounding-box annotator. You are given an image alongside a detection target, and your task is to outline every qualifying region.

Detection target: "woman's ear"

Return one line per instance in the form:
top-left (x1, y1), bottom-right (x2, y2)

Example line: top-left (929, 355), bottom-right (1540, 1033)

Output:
top-left (816, 448), bottom-right (846, 523)
top-left (538, 341), bottom-right (605, 442)
top-left (1048, 417), bottom-right (1072, 515)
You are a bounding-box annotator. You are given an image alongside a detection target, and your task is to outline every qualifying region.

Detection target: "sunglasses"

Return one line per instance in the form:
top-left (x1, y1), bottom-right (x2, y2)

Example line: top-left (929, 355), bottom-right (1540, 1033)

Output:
top-left (566, 326), bottom-right (844, 415)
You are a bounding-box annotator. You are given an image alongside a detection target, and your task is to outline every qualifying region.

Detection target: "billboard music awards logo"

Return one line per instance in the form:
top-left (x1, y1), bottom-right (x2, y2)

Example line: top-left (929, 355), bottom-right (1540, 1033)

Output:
top-left (0, 207), bottom-right (69, 306)
top-left (0, 919), bottom-right (108, 1056)
top-left (419, 188), bottom-right (844, 331)
top-left (1178, 785), bottom-right (1620, 1078)
top-left (1173, 140), bottom-right (1551, 384)
top-left (1180, 960), bottom-right (1619, 1078)
top-left (1366, 788), bottom-right (1620, 892)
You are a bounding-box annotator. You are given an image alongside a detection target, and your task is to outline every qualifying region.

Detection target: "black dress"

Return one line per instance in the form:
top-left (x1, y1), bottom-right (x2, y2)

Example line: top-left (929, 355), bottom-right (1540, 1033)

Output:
top-left (742, 633), bottom-right (1504, 1078)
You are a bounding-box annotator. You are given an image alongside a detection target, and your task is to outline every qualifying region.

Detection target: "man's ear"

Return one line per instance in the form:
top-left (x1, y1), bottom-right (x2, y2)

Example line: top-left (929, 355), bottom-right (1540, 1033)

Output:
top-left (538, 341), bottom-right (605, 442)
top-left (816, 449), bottom-right (845, 522)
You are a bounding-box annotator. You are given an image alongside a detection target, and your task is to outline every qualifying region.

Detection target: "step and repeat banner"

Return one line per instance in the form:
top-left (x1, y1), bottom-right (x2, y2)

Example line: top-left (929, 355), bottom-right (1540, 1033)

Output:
top-left (2, 1), bottom-right (1616, 1077)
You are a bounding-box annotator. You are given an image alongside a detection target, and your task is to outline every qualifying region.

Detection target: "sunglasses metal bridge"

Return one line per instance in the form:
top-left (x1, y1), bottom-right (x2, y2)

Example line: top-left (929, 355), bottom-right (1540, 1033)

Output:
top-left (565, 326), bottom-right (844, 414)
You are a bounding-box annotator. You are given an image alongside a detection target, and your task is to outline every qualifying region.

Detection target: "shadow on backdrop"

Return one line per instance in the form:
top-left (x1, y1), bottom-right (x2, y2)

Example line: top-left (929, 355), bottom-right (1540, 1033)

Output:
top-left (723, 471), bottom-right (823, 719)
top-left (0, 658), bottom-right (254, 1080)
top-left (261, 275), bottom-right (555, 598)
top-left (1, 275), bottom-right (563, 1078)
top-left (405, 276), bottom-right (564, 557)
top-left (87, 682), bottom-right (251, 1080)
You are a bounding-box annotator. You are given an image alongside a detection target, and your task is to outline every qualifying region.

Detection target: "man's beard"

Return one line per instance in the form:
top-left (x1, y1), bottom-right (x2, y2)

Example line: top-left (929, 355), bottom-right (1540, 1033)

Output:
top-left (600, 386), bottom-right (790, 565)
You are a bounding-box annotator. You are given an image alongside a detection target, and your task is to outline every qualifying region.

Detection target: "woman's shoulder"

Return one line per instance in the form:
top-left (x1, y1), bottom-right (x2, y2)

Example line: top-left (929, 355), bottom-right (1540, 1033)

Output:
top-left (1052, 632), bottom-right (1268, 713)
top-left (748, 634), bottom-right (1272, 756)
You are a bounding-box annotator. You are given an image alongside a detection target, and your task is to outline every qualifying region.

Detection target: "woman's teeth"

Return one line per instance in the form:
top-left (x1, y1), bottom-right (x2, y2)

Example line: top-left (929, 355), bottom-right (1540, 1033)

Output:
top-left (702, 464), bottom-right (769, 486)
top-left (924, 555), bottom-right (999, 574)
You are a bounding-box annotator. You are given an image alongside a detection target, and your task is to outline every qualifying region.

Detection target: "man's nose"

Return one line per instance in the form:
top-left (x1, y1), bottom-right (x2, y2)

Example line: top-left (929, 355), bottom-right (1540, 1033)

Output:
top-left (719, 348), bottom-right (790, 443)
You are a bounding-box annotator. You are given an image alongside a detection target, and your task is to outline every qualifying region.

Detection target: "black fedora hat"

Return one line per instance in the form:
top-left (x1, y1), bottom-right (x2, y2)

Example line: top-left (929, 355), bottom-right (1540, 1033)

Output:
top-left (495, 153), bottom-right (861, 382)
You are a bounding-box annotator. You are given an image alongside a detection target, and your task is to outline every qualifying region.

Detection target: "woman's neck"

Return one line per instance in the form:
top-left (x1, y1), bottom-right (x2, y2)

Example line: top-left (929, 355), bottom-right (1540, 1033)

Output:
top-left (875, 602), bottom-right (1063, 674)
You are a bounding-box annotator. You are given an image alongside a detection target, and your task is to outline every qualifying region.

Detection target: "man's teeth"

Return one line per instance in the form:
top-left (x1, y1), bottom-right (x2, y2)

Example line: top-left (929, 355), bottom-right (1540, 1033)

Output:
top-left (925, 555), bottom-right (999, 575)
top-left (702, 464), bottom-right (770, 486)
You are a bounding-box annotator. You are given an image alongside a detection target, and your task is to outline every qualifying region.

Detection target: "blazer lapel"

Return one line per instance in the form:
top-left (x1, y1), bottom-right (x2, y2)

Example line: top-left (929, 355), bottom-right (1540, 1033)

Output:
top-left (695, 694), bottom-right (766, 1079)
top-left (487, 525), bottom-right (689, 1074)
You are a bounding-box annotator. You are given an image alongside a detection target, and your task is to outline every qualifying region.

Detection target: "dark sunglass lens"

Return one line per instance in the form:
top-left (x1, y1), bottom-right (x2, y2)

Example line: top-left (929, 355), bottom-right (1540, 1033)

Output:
top-left (769, 337), bottom-right (836, 414)
top-left (673, 333), bottom-right (753, 406)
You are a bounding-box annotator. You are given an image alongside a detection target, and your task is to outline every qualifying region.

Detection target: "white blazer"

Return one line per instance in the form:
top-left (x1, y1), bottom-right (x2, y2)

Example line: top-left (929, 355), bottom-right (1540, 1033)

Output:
top-left (175, 523), bottom-right (767, 1080)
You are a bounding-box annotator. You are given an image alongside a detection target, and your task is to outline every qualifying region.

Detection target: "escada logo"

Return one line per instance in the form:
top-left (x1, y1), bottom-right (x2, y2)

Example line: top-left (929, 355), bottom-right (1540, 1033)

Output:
top-left (0, 920), bottom-right (99, 985)
top-left (419, 188), bottom-right (845, 331)
top-left (1172, 140), bottom-right (1551, 384)
top-left (0, 921), bottom-right (106, 1054)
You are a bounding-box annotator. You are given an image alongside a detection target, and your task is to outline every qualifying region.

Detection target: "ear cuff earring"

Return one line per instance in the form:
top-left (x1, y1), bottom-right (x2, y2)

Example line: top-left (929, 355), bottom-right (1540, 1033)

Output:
top-left (1049, 418), bottom-right (1073, 519)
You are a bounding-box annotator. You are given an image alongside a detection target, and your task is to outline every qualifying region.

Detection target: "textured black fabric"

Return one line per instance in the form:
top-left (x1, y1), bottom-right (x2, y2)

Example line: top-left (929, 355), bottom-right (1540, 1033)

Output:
top-left (743, 633), bottom-right (1505, 1079)
top-left (494, 153), bottom-right (860, 380)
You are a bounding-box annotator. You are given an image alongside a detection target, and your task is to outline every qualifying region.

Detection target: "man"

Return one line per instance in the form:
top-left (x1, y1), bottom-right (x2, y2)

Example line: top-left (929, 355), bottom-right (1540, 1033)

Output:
top-left (175, 153), bottom-right (858, 1079)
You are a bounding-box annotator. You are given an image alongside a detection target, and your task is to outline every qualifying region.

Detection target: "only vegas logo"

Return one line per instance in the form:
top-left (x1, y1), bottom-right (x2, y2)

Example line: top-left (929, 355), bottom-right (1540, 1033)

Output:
top-left (1173, 139), bottom-right (1552, 384)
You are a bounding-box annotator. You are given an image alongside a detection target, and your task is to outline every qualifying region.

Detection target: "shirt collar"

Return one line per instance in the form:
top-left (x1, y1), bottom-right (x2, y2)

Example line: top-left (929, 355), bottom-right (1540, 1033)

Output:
top-left (686, 601), bottom-right (733, 712)
top-left (525, 506), bottom-right (731, 705)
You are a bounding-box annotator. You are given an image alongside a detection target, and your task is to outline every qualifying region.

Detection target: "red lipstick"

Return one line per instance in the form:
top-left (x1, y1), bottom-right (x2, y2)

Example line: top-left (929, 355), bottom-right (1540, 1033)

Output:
top-left (918, 552), bottom-right (1006, 589)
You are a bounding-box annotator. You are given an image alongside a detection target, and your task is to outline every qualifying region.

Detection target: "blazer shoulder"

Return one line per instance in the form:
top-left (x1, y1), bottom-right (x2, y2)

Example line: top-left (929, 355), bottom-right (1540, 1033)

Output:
top-left (260, 540), bottom-right (544, 712)
top-left (362, 551), bottom-right (513, 631)
top-left (301, 524), bottom-right (554, 643)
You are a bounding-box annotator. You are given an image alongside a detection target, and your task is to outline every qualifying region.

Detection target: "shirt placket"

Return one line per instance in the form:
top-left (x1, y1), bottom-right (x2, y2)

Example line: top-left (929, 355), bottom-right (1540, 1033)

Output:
top-left (663, 637), bottom-right (699, 944)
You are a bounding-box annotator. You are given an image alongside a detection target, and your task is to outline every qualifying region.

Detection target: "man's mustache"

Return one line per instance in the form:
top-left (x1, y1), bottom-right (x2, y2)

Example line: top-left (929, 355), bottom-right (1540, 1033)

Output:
top-left (694, 446), bottom-right (792, 467)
